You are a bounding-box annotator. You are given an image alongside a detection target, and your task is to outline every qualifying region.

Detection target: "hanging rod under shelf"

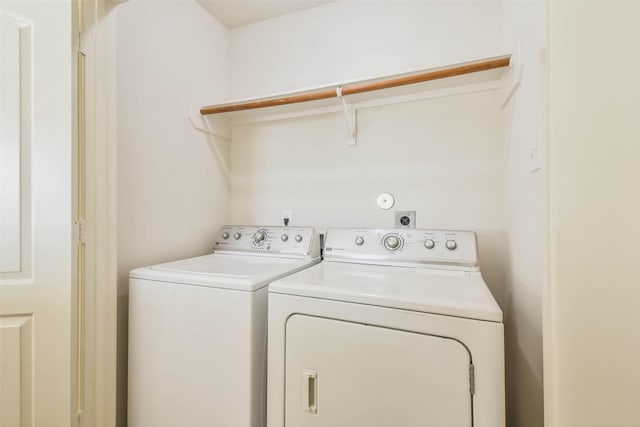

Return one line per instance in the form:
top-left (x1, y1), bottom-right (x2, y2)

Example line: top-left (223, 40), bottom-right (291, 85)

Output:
top-left (200, 55), bottom-right (511, 116)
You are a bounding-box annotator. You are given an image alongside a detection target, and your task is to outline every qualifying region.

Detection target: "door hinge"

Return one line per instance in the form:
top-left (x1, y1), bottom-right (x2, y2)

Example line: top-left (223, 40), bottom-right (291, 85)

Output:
top-left (469, 363), bottom-right (475, 395)
top-left (74, 220), bottom-right (86, 244)
top-left (78, 31), bottom-right (88, 55)
top-left (78, 31), bottom-right (84, 54)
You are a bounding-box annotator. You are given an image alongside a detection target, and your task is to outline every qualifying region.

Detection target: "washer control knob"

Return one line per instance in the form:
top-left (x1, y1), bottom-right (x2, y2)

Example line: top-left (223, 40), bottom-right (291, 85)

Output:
top-left (424, 239), bottom-right (435, 249)
top-left (383, 234), bottom-right (402, 251)
top-left (295, 234), bottom-right (303, 243)
top-left (445, 239), bottom-right (457, 250)
top-left (234, 232), bottom-right (242, 240)
top-left (253, 231), bottom-right (266, 244)
top-left (222, 232), bottom-right (229, 240)
top-left (281, 234), bottom-right (289, 242)
top-left (355, 236), bottom-right (365, 246)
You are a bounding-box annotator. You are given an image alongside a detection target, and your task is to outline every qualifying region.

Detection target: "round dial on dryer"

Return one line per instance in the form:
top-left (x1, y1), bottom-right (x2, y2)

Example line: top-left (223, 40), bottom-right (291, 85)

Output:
top-left (221, 232), bottom-right (230, 240)
top-left (424, 239), bottom-right (435, 249)
top-left (445, 239), bottom-right (457, 250)
top-left (252, 230), bottom-right (267, 245)
top-left (382, 234), bottom-right (403, 251)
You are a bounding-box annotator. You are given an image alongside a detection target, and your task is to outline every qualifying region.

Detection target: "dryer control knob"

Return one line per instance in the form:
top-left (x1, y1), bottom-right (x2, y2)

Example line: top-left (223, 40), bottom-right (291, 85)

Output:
top-left (445, 239), bottom-right (457, 250)
top-left (355, 236), bottom-right (365, 246)
top-left (281, 234), bottom-right (289, 242)
top-left (253, 231), bottom-right (266, 244)
top-left (383, 235), bottom-right (402, 251)
top-left (295, 234), bottom-right (303, 243)
top-left (424, 239), bottom-right (435, 249)
top-left (222, 232), bottom-right (229, 239)
top-left (234, 232), bottom-right (242, 240)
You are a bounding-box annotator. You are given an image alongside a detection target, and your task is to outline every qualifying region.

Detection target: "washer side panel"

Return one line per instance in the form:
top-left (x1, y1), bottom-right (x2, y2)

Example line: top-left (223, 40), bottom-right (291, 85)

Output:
top-left (128, 278), bottom-right (260, 427)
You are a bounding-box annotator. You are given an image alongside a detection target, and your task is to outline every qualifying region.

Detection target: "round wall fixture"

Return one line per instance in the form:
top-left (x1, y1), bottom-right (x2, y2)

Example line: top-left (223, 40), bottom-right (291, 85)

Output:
top-left (377, 192), bottom-right (395, 210)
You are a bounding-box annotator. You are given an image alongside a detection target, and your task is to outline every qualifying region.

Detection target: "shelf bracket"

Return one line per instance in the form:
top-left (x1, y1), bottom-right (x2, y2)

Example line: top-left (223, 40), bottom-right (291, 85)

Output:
top-left (501, 44), bottom-right (523, 109)
top-left (187, 103), bottom-right (231, 180)
top-left (337, 86), bottom-right (356, 146)
top-left (188, 103), bottom-right (231, 141)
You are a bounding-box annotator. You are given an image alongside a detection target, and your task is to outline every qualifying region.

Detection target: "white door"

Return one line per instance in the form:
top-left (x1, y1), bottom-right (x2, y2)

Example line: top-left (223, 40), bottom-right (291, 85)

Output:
top-left (0, 1), bottom-right (74, 426)
top-left (285, 315), bottom-right (473, 427)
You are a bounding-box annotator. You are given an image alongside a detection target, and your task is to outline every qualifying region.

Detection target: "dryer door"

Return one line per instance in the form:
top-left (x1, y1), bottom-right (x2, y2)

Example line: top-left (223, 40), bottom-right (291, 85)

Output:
top-left (285, 314), bottom-right (472, 427)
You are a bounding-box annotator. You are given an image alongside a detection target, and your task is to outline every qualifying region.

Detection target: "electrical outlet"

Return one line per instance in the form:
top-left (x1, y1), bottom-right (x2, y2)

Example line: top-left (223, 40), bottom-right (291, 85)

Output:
top-left (395, 211), bottom-right (416, 228)
top-left (282, 209), bottom-right (293, 226)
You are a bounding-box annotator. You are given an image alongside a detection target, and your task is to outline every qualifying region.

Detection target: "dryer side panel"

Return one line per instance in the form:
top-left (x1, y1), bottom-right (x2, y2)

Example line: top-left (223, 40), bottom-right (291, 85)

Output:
top-left (284, 314), bottom-right (472, 427)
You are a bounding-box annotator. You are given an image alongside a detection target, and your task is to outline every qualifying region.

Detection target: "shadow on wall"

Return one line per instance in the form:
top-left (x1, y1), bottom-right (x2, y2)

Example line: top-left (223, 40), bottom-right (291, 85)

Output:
top-left (117, 294), bottom-right (129, 427)
top-left (486, 230), bottom-right (544, 427)
top-left (504, 293), bottom-right (544, 427)
top-left (477, 229), bottom-right (509, 310)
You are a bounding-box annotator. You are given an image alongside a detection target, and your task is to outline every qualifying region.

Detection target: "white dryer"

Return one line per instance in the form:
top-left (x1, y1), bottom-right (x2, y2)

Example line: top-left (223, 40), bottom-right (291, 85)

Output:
top-left (128, 225), bottom-right (320, 427)
top-left (267, 228), bottom-right (504, 427)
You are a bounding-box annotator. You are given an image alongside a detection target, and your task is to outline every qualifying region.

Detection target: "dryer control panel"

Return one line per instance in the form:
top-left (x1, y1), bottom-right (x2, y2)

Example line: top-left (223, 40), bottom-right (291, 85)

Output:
top-left (323, 228), bottom-right (478, 270)
top-left (214, 225), bottom-right (319, 258)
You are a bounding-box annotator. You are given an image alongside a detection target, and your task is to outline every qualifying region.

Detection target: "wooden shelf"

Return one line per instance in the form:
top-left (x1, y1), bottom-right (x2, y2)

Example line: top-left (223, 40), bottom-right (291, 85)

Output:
top-left (200, 55), bottom-right (511, 117)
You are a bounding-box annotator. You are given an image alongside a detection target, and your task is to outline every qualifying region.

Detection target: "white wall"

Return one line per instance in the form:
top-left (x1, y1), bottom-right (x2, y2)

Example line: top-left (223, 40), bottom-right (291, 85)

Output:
top-left (229, 0), bottom-right (503, 98)
top-left (501, 1), bottom-right (547, 426)
top-left (229, 92), bottom-right (508, 296)
top-left (115, 1), bottom-right (229, 425)
top-left (548, 2), bottom-right (640, 426)
top-left (227, 1), bottom-right (507, 298)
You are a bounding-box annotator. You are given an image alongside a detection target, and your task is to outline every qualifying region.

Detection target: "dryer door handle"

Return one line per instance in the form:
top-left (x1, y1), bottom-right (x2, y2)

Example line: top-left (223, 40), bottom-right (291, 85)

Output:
top-left (303, 369), bottom-right (318, 414)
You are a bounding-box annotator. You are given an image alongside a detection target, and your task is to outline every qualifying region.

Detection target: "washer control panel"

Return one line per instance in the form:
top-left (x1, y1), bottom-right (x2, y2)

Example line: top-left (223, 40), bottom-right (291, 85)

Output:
top-left (323, 228), bottom-right (478, 269)
top-left (214, 225), bottom-right (318, 257)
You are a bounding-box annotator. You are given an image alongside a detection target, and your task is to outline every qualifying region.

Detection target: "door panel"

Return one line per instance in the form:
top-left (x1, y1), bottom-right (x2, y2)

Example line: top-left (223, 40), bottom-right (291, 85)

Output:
top-left (285, 315), bottom-right (472, 427)
top-left (0, 10), bottom-right (32, 281)
top-left (0, 1), bottom-right (74, 426)
top-left (0, 316), bottom-right (33, 427)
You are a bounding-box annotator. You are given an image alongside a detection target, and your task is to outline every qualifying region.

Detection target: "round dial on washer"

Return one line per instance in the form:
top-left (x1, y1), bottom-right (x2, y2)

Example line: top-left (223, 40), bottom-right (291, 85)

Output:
top-left (295, 235), bottom-right (303, 243)
top-left (355, 236), bottom-right (364, 246)
top-left (281, 234), bottom-right (289, 242)
top-left (383, 234), bottom-right (403, 251)
top-left (253, 231), bottom-right (267, 244)
top-left (222, 232), bottom-right (229, 239)
top-left (445, 239), bottom-right (457, 250)
top-left (424, 239), bottom-right (435, 249)
top-left (234, 232), bottom-right (241, 240)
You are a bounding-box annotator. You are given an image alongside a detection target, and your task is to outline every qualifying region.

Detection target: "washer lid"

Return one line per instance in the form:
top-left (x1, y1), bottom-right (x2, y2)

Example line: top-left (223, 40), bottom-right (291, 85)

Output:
top-left (269, 262), bottom-right (502, 322)
top-left (130, 253), bottom-right (320, 291)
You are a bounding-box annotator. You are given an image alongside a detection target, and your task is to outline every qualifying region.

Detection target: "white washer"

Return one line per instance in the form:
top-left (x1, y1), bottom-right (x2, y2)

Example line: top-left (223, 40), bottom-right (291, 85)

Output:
top-left (267, 228), bottom-right (504, 427)
top-left (128, 225), bottom-right (320, 427)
